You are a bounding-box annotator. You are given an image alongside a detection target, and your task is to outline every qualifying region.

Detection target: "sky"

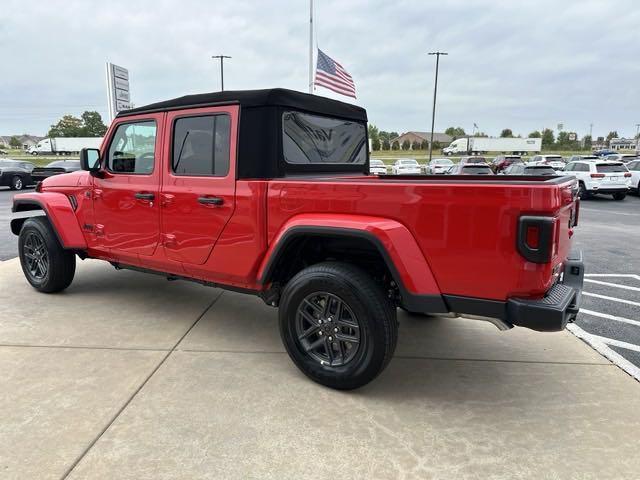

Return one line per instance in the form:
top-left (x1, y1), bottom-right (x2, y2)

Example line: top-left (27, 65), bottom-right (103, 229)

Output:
top-left (0, 0), bottom-right (638, 139)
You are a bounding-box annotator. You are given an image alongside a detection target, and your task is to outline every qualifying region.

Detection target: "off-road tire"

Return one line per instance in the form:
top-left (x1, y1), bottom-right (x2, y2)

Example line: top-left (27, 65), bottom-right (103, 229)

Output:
top-left (279, 262), bottom-right (398, 390)
top-left (578, 182), bottom-right (590, 199)
top-left (18, 217), bottom-right (75, 293)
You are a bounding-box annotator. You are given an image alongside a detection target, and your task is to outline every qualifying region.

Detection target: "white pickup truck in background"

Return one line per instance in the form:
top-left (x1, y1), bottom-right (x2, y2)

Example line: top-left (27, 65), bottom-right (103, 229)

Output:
top-left (28, 137), bottom-right (103, 156)
top-left (443, 137), bottom-right (542, 155)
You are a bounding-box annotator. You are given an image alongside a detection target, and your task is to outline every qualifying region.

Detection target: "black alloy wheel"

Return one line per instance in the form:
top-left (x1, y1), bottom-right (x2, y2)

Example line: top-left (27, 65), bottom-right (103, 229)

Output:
top-left (22, 231), bottom-right (49, 280)
top-left (294, 292), bottom-right (362, 367)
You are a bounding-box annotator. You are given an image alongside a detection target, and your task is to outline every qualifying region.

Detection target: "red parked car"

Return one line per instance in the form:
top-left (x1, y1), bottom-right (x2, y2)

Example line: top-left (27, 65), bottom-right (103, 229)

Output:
top-left (491, 155), bottom-right (522, 173)
top-left (10, 89), bottom-right (584, 389)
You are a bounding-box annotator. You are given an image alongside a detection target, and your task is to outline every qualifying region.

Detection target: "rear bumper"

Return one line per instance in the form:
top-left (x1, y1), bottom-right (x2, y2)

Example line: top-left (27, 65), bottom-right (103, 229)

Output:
top-left (507, 250), bottom-right (584, 331)
top-left (442, 250), bottom-right (584, 332)
top-left (587, 187), bottom-right (630, 194)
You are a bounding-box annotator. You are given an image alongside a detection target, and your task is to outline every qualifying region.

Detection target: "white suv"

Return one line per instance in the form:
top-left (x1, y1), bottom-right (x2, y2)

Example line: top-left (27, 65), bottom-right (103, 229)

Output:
top-left (564, 158), bottom-right (631, 200)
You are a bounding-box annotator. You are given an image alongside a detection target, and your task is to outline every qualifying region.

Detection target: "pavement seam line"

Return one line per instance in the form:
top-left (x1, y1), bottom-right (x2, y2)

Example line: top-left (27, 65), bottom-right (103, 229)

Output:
top-left (0, 343), bottom-right (171, 352)
top-left (59, 290), bottom-right (224, 480)
top-left (176, 348), bottom-right (612, 366)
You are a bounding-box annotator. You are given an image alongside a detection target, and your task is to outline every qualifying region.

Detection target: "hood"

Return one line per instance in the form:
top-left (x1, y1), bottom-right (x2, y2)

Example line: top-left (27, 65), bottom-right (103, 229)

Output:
top-left (42, 170), bottom-right (91, 188)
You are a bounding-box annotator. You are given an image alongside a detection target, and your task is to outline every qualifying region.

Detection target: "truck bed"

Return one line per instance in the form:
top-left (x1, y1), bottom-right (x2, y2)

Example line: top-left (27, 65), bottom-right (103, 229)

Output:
top-left (265, 174), bottom-right (578, 301)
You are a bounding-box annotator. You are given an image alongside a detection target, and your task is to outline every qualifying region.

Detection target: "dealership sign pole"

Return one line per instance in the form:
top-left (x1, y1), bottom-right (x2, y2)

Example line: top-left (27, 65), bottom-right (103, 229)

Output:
top-left (105, 62), bottom-right (131, 123)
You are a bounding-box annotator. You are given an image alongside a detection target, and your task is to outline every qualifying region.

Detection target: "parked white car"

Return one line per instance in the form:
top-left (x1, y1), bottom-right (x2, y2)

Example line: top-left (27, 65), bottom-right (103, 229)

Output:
top-left (426, 158), bottom-right (454, 174)
top-left (530, 154), bottom-right (566, 171)
top-left (625, 159), bottom-right (640, 193)
top-left (391, 158), bottom-right (421, 175)
top-left (369, 159), bottom-right (387, 175)
top-left (564, 159), bottom-right (631, 200)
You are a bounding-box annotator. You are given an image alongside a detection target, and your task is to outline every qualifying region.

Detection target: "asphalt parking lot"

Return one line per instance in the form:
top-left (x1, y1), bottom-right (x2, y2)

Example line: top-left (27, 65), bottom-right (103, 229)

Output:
top-left (570, 193), bottom-right (640, 378)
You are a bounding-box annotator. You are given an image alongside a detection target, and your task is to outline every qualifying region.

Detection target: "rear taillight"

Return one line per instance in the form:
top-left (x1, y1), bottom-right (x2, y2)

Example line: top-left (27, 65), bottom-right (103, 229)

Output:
top-left (590, 173), bottom-right (605, 178)
top-left (624, 172), bottom-right (632, 177)
top-left (517, 216), bottom-right (557, 263)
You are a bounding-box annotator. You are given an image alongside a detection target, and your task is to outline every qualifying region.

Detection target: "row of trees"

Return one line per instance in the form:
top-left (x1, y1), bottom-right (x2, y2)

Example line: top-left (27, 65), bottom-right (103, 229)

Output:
top-left (47, 111), bottom-right (108, 137)
top-left (369, 123), bottom-right (626, 152)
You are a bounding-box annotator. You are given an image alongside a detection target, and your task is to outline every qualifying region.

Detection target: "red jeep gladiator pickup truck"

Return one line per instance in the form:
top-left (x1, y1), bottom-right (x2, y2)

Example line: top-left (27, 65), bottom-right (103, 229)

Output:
top-left (10, 88), bottom-right (583, 389)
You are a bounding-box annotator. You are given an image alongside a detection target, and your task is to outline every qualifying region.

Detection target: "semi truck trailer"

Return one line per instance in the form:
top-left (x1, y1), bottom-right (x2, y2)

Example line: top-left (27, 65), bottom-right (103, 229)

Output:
top-left (28, 137), bottom-right (103, 156)
top-left (443, 137), bottom-right (542, 156)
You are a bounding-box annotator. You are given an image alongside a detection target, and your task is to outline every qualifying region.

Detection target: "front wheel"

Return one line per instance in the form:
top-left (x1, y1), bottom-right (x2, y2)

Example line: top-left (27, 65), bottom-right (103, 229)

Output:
top-left (279, 262), bottom-right (398, 390)
top-left (612, 192), bottom-right (626, 201)
top-left (18, 217), bottom-right (76, 293)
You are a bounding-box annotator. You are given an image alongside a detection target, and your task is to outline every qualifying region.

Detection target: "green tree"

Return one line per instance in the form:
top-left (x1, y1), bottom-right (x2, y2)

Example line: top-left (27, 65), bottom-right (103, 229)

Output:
top-left (582, 135), bottom-right (592, 150)
top-left (606, 131), bottom-right (618, 146)
top-left (401, 140), bottom-right (411, 150)
top-left (541, 128), bottom-right (555, 149)
top-left (372, 138), bottom-right (381, 151)
top-left (445, 127), bottom-right (466, 138)
top-left (500, 129), bottom-right (513, 138)
top-left (528, 131), bottom-right (541, 138)
top-left (81, 111), bottom-right (107, 136)
top-left (473, 131), bottom-right (488, 137)
top-left (389, 132), bottom-right (399, 140)
top-left (391, 141), bottom-right (400, 151)
top-left (48, 115), bottom-right (84, 137)
top-left (411, 140), bottom-right (421, 150)
top-left (420, 139), bottom-right (428, 149)
top-left (382, 139), bottom-right (391, 151)
top-left (9, 136), bottom-right (21, 148)
top-left (432, 141), bottom-right (442, 151)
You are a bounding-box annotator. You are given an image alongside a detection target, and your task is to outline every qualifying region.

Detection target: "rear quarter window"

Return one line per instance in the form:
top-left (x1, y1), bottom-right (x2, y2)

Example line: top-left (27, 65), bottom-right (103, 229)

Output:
top-left (282, 111), bottom-right (366, 165)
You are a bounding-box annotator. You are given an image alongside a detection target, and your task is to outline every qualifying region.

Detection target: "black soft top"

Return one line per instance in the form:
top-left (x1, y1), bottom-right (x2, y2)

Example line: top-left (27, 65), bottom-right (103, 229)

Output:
top-left (118, 88), bottom-right (368, 179)
top-left (119, 88), bottom-right (367, 122)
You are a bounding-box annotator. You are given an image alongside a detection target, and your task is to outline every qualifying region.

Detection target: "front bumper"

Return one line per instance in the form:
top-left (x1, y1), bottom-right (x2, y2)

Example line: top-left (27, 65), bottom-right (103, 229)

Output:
top-left (507, 250), bottom-right (584, 332)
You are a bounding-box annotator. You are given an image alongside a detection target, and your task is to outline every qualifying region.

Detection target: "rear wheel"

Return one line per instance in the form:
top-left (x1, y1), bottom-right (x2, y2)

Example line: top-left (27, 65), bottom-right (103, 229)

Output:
top-left (10, 176), bottom-right (24, 190)
top-left (612, 192), bottom-right (626, 201)
top-left (279, 262), bottom-right (398, 390)
top-left (18, 217), bottom-right (76, 293)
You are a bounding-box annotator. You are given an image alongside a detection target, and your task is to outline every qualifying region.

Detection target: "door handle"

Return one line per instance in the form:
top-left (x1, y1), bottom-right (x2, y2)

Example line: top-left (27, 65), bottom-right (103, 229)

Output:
top-left (197, 196), bottom-right (224, 206)
top-left (135, 192), bottom-right (155, 201)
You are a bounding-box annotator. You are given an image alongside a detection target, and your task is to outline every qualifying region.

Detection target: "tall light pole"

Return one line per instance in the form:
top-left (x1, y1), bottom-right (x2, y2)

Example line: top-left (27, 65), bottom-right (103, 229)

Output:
top-left (428, 52), bottom-right (447, 163)
top-left (309, 0), bottom-right (314, 93)
top-left (211, 55), bottom-right (231, 91)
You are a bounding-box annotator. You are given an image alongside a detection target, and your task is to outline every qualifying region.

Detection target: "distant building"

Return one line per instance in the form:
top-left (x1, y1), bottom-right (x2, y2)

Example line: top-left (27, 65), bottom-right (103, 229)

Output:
top-left (609, 138), bottom-right (636, 151)
top-left (0, 135), bottom-right (44, 150)
top-left (391, 131), bottom-right (452, 149)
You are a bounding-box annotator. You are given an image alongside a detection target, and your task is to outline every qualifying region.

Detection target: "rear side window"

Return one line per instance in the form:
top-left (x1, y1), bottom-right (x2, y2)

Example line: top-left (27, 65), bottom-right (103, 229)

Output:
top-left (596, 163), bottom-right (627, 173)
top-left (628, 161), bottom-right (640, 171)
top-left (107, 121), bottom-right (157, 174)
top-left (172, 115), bottom-right (231, 176)
top-left (526, 167), bottom-right (556, 175)
top-left (282, 111), bottom-right (366, 165)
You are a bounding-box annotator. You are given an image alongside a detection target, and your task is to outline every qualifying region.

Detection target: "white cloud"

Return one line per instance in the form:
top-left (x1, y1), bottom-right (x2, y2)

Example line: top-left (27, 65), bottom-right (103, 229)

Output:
top-left (0, 0), bottom-right (637, 138)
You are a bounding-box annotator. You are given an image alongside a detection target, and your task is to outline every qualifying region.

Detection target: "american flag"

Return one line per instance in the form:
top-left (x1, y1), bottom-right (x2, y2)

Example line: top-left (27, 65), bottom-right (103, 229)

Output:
top-left (314, 49), bottom-right (356, 98)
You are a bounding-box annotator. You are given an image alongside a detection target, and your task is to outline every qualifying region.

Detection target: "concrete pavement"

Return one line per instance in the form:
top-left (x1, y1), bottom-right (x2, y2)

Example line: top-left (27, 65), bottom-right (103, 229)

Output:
top-left (1, 258), bottom-right (640, 479)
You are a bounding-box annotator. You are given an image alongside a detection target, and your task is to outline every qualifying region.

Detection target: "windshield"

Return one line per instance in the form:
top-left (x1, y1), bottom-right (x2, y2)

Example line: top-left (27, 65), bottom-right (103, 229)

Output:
top-left (370, 159), bottom-right (383, 166)
top-left (282, 111), bottom-right (366, 165)
top-left (596, 163), bottom-right (627, 173)
top-left (545, 156), bottom-right (564, 162)
top-left (433, 159), bottom-right (453, 165)
top-left (401, 159), bottom-right (418, 165)
top-left (0, 160), bottom-right (18, 167)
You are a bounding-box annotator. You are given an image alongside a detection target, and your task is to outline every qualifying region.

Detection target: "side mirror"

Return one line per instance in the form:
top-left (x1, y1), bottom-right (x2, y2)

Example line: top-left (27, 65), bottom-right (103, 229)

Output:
top-left (80, 148), bottom-right (101, 172)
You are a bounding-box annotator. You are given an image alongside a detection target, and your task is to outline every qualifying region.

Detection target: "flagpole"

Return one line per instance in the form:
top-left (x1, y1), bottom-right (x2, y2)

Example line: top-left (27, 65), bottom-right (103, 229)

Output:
top-left (309, 0), bottom-right (314, 93)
